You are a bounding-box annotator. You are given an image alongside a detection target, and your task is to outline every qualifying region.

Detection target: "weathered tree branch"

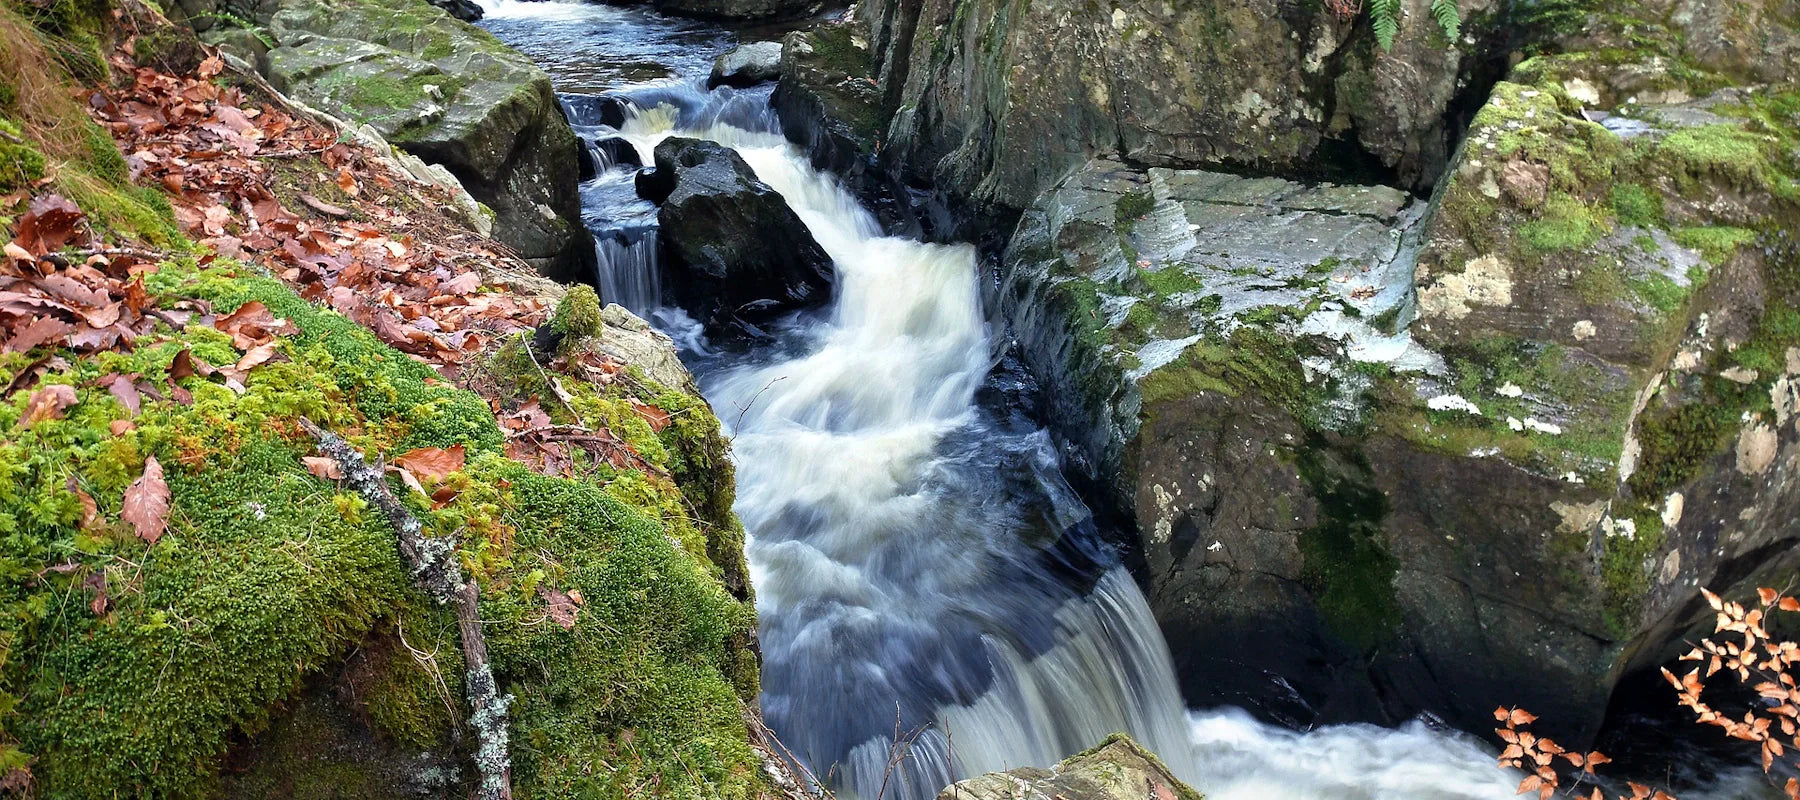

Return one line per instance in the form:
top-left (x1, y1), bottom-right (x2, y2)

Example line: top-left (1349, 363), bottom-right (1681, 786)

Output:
top-left (298, 417), bottom-right (513, 800)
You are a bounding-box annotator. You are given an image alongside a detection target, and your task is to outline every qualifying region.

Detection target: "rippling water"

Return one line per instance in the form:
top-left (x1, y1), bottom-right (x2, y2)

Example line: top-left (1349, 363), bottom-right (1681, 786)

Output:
top-left (475, 4), bottom-right (1784, 799)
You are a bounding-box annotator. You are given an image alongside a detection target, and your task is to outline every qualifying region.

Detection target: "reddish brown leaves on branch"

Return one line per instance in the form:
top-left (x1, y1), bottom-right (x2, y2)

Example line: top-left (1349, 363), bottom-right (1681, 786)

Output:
top-left (122, 456), bottom-right (171, 544)
top-left (1499, 586), bottom-right (1800, 800)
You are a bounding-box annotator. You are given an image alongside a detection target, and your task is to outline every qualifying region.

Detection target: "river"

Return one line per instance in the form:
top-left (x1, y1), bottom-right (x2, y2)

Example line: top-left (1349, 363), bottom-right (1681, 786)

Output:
top-left (472, 2), bottom-right (1777, 798)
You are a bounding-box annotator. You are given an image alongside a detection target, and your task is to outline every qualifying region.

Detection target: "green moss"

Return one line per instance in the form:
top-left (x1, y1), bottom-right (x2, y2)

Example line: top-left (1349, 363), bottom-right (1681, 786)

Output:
top-left (1610, 183), bottom-right (1663, 228)
top-left (1629, 273), bottom-right (1688, 313)
top-left (1657, 125), bottom-right (1775, 186)
top-left (1600, 508), bottom-right (1666, 634)
top-left (4, 258), bottom-right (762, 799)
top-left (1115, 190), bottom-right (1154, 224)
top-left (0, 119), bottom-right (46, 191)
top-left (1521, 192), bottom-right (1609, 253)
top-left (1296, 442), bottom-right (1399, 654)
top-left (1135, 266), bottom-right (1201, 298)
top-left (1628, 398), bottom-right (1733, 498)
top-left (1672, 226), bottom-right (1756, 265)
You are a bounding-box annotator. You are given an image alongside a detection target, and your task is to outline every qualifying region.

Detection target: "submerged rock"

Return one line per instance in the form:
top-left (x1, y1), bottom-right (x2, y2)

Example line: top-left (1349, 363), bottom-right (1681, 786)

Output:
top-left (708, 40), bottom-right (783, 88)
top-left (221, 0), bottom-right (592, 278)
top-left (940, 735), bottom-right (1203, 800)
top-left (649, 137), bottom-right (834, 330)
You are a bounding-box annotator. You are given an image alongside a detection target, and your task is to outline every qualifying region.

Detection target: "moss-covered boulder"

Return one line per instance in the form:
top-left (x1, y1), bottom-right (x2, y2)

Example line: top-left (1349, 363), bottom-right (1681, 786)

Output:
top-left (986, 1), bottom-right (1800, 745)
top-left (185, 0), bottom-right (591, 278)
top-left (771, 24), bottom-right (883, 198)
top-left (937, 734), bottom-right (1203, 800)
top-left (856, 0), bottom-right (1509, 234)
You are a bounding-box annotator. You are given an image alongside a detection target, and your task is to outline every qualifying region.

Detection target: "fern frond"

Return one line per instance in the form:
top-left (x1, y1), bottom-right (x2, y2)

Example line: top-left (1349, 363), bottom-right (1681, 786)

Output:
top-left (1368, 0), bottom-right (1401, 51)
top-left (1430, 0), bottom-right (1462, 43)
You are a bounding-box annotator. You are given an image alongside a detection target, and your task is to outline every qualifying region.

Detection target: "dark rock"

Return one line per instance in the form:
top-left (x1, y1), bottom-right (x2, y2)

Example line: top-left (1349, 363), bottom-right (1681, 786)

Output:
top-left (634, 166), bottom-right (672, 204)
top-left (859, 0), bottom-right (1509, 233)
top-left (560, 93), bottom-right (631, 128)
top-left (771, 25), bottom-right (887, 207)
top-left (651, 137), bottom-right (834, 329)
top-left (592, 137), bottom-right (642, 170)
top-left (425, 0), bottom-right (481, 21)
top-left (708, 41), bottom-right (783, 88)
top-left (651, 0), bottom-right (819, 21)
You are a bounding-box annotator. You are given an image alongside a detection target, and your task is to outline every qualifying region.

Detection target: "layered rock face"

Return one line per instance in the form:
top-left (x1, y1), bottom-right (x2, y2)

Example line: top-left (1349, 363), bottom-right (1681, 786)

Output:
top-left (821, 0), bottom-right (1800, 745)
top-left (856, 0), bottom-right (1507, 229)
top-left (178, 0), bottom-right (593, 278)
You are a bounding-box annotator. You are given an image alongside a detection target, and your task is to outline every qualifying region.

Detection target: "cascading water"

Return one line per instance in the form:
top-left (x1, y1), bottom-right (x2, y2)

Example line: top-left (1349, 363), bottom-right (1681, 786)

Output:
top-left (476, 5), bottom-right (1779, 799)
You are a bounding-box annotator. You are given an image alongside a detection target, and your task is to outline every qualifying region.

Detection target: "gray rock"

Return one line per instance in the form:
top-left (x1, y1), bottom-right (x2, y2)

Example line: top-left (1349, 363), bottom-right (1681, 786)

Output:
top-left (246, 0), bottom-right (590, 278)
top-left (707, 41), bottom-right (782, 88)
top-left (939, 735), bottom-right (1202, 800)
top-left (650, 137), bottom-right (834, 331)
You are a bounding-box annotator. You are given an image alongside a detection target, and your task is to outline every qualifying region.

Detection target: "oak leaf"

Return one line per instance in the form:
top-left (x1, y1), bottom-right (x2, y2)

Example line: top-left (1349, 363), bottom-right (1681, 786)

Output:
top-left (123, 455), bottom-right (171, 543)
top-left (393, 445), bottom-right (465, 482)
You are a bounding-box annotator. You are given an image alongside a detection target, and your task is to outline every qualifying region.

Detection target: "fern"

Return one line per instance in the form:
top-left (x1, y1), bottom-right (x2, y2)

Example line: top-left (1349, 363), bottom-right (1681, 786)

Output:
top-left (1430, 0), bottom-right (1462, 43)
top-left (1366, 0), bottom-right (1462, 51)
top-left (1368, 0), bottom-right (1401, 51)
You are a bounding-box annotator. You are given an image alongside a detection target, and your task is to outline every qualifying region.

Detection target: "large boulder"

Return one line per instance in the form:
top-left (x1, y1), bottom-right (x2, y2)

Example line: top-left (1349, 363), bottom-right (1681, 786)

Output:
top-left (983, 1), bottom-right (1800, 745)
top-left (647, 137), bottom-right (835, 330)
top-left (858, 0), bottom-right (1508, 233)
top-left (204, 0), bottom-right (592, 278)
top-left (708, 40), bottom-right (783, 88)
top-left (939, 735), bottom-right (1203, 800)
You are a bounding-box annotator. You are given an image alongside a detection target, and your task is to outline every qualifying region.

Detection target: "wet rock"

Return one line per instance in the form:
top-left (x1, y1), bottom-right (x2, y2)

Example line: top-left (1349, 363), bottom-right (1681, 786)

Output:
top-left (652, 0), bottom-right (820, 21)
top-left (939, 735), bottom-right (1202, 800)
top-left (708, 41), bottom-right (782, 88)
top-left (247, 0), bottom-right (592, 278)
top-left (988, 0), bottom-right (1800, 742)
top-left (650, 137), bottom-right (834, 330)
top-left (592, 137), bottom-right (642, 170)
top-left (860, 0), bottom-right (1507, 231)
top-left (771, 25), bottom-right (885, 204)
top-left (561, 93), bottom-right (631, 128)
top-left (425, 0), bottom-right (481, 21)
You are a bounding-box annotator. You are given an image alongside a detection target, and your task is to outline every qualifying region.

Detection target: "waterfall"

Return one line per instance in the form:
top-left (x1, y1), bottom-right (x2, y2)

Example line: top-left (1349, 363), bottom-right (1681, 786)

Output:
top-left (593, 229), bottom-right (660, 313)
top-left (467, 7), bottom-right (1784, 793)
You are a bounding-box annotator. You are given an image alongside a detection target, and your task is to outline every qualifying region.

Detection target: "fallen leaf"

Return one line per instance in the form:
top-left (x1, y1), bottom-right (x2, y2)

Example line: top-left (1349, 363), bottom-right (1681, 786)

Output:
top-left (109, 419), bottom-right (135, 435)
top-left (630, 400), bottom-right (670, 432)
top-left (392, 444), bottom-right (465, 482)
top-left (392, 465), bottom-right (427, 497)
top-left (85, 571), bottom-right (109, 616)
top-left (4, 316), bottom-right (74, 353)
top-left (122, 455), bottom-right (171, 544)
top-left (300, 193), bottom-right (351, 218)
top-left (234, 341), bottom-right (278, 372)
top-left (3, 241), bottom-right (34, 262)
top-left (302, 456), bottom-right (343, 480)
top-left (14, 194), bottom-right (87, 255)
top-left (539, 586), bottom-right (580, 629)
top-left (104, 373), bottom-right (141, 417)
top-left (66, 476), bottom-right (99, 528)
top-left (23, 384), bottom-right (78, 426)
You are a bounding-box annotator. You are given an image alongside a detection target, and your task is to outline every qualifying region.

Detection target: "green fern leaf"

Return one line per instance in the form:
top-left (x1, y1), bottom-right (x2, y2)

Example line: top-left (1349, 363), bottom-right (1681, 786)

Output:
top-left (1368, 0), bottom-right (1402, 51)
top-left (1431, 0), bottom-right (1462, 43)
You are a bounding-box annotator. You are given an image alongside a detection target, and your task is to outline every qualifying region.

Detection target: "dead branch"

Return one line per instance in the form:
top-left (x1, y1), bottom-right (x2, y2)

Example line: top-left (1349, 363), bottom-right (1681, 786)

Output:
top-left (298, 417), bottom-right (513, 800)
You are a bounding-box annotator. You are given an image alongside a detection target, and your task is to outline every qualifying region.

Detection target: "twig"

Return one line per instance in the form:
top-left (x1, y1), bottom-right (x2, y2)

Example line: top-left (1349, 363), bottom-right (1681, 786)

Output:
top-left (733, 375), bottom-right (786, 434)
top-left (298, 417), bottom-right (513, 800)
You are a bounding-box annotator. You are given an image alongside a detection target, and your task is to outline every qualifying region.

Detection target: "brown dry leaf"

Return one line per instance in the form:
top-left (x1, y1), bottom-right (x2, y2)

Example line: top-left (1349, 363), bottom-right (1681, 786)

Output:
top-left (302, 456), bottom-right (343, 480)
top-left (336, 167), bottom-right (359, 197)
top-left (85, 571), bottom-right (109, 616)
top-left (429, 485), bottom-right (460, 510)
top-left (300, 193), bottom-right (351, 218)
top-left (4, 316), bottom-right (74, 353)
top-left (630, 400), bottom-right (670, 432)
top-left (14, 194), bottom-right (87, 255)
top-left (392, 465), bottom-right (427, 497)
top-left (234, 341), bottom-right (279, 373)
top-left (104, 373), bottom-right (142, 417)
top-left (109, 419), bottom-right (135, 435)
top-left (23, 384), bottom-right (78, 427)
top-left (392, 444), bottom-right (465, 482)
top-left (122, 455), bottom-right (171, 544)
top-left (539, 586), bottom-right (580, 630)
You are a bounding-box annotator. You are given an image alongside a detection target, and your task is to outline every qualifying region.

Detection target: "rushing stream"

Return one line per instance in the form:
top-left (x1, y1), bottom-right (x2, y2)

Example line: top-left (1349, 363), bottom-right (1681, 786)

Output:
top-left (474, 3), bottom-right (1778, 798)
